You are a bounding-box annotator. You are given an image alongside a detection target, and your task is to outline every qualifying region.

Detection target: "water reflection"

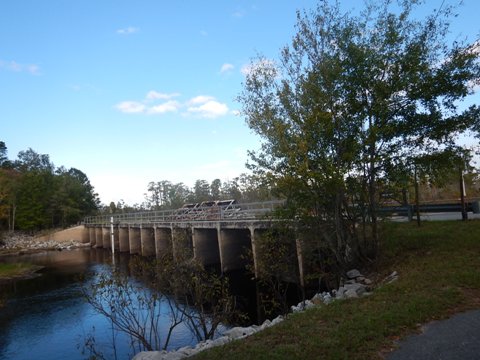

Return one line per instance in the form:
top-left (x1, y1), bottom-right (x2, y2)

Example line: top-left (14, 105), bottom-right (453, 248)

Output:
top-left (0, 249), bottom-right (198, 360)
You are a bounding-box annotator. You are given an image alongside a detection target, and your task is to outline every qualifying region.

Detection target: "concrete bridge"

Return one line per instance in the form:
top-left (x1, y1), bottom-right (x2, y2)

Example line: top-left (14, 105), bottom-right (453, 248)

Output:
top-left (81, 201), bottom-right (299, 279)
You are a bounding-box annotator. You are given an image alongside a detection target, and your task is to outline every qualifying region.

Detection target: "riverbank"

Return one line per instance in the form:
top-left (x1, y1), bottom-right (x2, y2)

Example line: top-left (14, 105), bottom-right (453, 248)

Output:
top-left (189, 220), bottom-right (480, 360)
top-left (0, 231), bottom-right (89, 256)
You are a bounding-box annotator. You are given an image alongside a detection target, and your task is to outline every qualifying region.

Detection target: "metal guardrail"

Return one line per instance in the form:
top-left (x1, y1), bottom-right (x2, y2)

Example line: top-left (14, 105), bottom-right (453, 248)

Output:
top-left (84, 200), bottom-right (285, 226)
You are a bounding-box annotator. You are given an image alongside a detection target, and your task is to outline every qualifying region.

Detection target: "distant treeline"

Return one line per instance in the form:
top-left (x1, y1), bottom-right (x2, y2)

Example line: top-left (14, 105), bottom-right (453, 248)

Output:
top-left (103, 176), bottom-right (275, 214)
top-left (0, 141), bottom-right (100, 232)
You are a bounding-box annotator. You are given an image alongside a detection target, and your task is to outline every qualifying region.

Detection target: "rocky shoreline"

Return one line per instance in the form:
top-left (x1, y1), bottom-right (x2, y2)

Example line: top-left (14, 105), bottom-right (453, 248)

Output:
top-left (0, 232), bottom-right (90, 256)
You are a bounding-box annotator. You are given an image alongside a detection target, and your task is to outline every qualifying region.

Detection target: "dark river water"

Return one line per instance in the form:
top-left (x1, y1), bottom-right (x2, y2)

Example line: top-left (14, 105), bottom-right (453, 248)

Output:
top-left (0, 249), bottom-right (210, 360)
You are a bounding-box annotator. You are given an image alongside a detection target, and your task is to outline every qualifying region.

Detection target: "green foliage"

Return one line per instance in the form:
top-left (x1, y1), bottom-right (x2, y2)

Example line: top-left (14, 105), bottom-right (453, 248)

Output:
top-left (248, 226), bottom-right (299, 317)
top-left (193, 220), bottom-right (480, 360)
top-left (238, 0), bottom-right (480, 267)
top-left (0, 142), bottom-right (99, 231)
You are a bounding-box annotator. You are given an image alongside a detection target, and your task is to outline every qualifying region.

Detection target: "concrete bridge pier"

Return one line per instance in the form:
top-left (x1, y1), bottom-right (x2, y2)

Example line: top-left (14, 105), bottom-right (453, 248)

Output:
top-left (193, 228), bottom-right (220, 266)
top-left (171, 227), bottom-right (193, 260)
top-left (113, 226), bottom-right (120, 251)
top-left (249, 227), bottom-right (261, 278)
top-left (102, 227), bottom-right (110, 249)
top-left (155, 227), bottom-right (172, 258)
top-left (141, 226), bottom-right (155, 257)
top-left (95, 227), bottom-right (103, 248)
top-left (218, 228), bottom-right (252, 273)
top-left (119, 227), bottom-right (130, 252)
top-left (89, 227), bottom-right (96, 247)
top-left (129, 226), bottom-right (141, 255)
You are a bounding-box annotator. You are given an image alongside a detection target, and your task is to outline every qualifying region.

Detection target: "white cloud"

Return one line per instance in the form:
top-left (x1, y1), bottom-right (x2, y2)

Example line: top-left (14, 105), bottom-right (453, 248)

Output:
top-left (187, 100), bottom-right (229, 118)
top-left (147, 100), bottom-right (181, 114)
top-left (115, 92), bottom-right (230, 119)
top-left (220, 63), bottom-right (234, 74)
top-left (115, 101), bottom-right (146, 113)
top-left (188, 95), bottom-right (215, 105)
top-left (117, 26), bottom-right (139, 35)
top-left (146, 91), bottom-right (180, 100)
top-left (0, 59), bottom-right (40, 75)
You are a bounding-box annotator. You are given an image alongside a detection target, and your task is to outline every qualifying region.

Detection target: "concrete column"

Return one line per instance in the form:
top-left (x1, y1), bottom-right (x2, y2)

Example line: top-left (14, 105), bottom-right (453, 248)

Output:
top-left (113, 226), bottom-right (120, 251)
top-left (129, 226), bottom-right (141, 255)
top-left (155, 227), bottom-right (172, 258)
top-left (218, 228), bottom-right (251, 272)
top-left (250, 227), bottom-right (260, 278)
top-left (171, 227), bottom-right (193, 260)
top-left (102, 227), bottom-right (110, 249)
top-left (193, 228), bottom-right (220, 266)
top-left (95, 227), bottom-right (103, 248)
top-left (141, 226), bottom-right (155, 257)
top-left (89, 227), bottom-right (96, 247)
top-left (119, 227), bottom-right (129, 252)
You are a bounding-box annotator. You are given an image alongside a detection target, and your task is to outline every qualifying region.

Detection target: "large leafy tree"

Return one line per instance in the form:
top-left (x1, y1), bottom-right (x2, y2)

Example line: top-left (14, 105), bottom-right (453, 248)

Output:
top-left (239, 0), bottom-right (480, 265)
top-left (0, 144), bottom-right (99, 231)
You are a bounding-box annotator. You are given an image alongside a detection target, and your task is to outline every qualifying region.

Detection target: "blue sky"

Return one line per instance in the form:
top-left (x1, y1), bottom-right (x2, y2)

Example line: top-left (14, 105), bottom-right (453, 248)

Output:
top-left (1, 1), bottom-right (479, 205)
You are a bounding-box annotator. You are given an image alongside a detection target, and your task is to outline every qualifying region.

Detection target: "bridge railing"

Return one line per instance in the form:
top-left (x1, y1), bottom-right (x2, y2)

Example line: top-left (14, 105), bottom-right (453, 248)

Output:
top-left (84, 200), bottom-right (285, 226)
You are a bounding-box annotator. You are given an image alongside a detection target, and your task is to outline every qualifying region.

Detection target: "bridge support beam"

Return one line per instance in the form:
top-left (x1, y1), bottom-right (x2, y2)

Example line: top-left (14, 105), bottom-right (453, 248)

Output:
top-left (129, 227), bottom-right (141, 255)
top-left (119, 227), bottom-right (129, 252)
top-left (219, 228), bottom-right (251, 272)
top-left (193, 228), bottom-right (220, 266)
top-left (102, 227), bottom-right (110, 249)
top-left (155, 227), bottom-right (172, 258)
top-left (141, 226), bottom-right (155, 257)
top-left (95, 227), bottom-right (103, 248)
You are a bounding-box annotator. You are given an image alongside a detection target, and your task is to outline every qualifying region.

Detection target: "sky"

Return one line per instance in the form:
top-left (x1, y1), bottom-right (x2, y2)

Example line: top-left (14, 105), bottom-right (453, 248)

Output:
top-left (1, 1), bottom-right (479, 206)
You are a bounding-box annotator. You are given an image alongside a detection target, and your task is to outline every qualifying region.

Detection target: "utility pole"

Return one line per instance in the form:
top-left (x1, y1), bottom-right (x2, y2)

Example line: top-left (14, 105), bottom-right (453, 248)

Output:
top-left (110, 216), bottom-right (115, 254)
top-left (414, 164), bottom-right (421, 226)
top-left (460, 167), bottom-right (468, 221)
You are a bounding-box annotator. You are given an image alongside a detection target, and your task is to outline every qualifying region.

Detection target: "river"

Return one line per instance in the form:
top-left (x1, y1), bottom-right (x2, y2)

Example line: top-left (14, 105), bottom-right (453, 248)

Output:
top-left (0, 248), bottom-right (207, 360)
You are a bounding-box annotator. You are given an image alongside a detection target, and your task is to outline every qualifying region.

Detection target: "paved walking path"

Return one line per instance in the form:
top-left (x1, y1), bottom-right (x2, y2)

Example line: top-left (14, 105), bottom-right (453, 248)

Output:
top-left (387, 310), bottom-right (480, 360)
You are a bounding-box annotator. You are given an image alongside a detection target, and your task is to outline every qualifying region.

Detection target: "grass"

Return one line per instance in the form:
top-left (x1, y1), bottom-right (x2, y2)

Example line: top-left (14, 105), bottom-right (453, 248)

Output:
top-left (193, 220), bottom-right (480, 359)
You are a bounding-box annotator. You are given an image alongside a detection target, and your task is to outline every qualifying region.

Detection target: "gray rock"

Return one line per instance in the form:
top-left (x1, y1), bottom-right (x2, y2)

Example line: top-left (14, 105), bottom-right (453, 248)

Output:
top-left (224, 326), bottom-right (257, 339)
top-left (346, 269), bottom-right (363, 279)
top-left (211, 336), bottom-right (230, 347)
top-left (345, 289), bottom-right (359, 298)
top-left (363, 278), bottom-right (373, 285)
top-left (132, 351), bottom-right (167, 360)
top-left (344, 283), bottom-right (367, 296)
top-left (271, 315), bottom-right (284, 325)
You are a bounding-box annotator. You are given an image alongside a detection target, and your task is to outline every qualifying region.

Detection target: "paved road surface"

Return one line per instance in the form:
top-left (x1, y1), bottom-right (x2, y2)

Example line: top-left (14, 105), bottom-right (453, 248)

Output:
top-left (387, 310), bottom-right (480, 360)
